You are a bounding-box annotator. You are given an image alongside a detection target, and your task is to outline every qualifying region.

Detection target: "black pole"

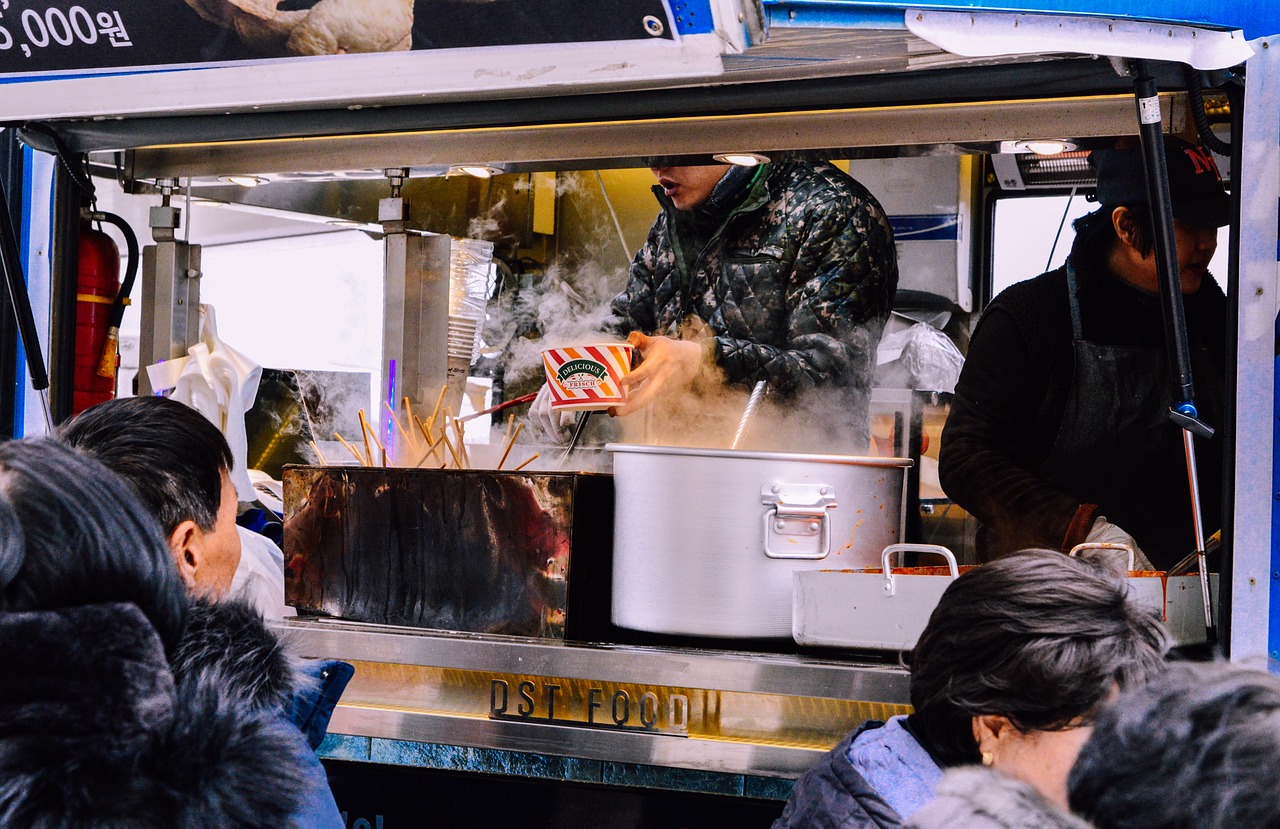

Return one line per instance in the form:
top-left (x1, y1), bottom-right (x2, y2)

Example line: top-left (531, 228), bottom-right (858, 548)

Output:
top-left (1132, 61), bottom-right (1198, 411)
top-left (47, 164), bottom-right (80, 426)
top-left (0, 134), bottom-right (21, 437)
top-left (1216, 78), bottom-right (1245, 658)
top-left (0, 165), bottom-right (50, 399)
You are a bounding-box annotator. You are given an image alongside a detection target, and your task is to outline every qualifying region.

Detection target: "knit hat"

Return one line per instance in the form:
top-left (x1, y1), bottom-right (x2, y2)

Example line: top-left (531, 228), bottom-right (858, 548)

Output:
top-left (1090, 136), bottom-right (1230, 228)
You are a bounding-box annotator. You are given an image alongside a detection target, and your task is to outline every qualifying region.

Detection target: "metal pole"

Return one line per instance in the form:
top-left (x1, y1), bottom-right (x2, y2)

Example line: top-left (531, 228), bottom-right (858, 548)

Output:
top-left (1130, 60), bottom-right (1215, 638)
top-left (0, 171), bottom-right (52, 433)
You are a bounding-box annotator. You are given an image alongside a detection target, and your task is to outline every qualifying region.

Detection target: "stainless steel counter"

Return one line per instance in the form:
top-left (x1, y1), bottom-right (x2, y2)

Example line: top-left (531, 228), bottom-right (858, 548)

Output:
top-left (284, 617), bottom-right (911, 779)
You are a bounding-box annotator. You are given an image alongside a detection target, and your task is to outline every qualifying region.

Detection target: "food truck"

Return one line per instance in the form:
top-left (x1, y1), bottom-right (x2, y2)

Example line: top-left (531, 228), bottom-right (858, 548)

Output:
top-left (1, 0), bottom-right (1276, 824)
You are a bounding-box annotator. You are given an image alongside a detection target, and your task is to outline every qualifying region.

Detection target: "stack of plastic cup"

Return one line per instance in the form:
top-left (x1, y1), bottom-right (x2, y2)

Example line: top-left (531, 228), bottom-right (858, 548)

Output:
top-left (445, 237), bottom-right (494, 417)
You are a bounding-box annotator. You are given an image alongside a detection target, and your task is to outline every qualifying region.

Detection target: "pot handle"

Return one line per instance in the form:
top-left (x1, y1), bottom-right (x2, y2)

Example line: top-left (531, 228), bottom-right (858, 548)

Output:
top-left (1068, 542), bottom-right (1135, 573)
top-left (761, 483), bottom-right (836, 560)
top-left (761, 507), bottom-right (832, 560)
top-left (880, 543), bottom-right (958, 597)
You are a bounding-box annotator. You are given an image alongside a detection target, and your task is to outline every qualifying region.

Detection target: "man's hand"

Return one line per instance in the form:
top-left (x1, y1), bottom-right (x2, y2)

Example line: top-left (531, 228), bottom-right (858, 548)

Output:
top-left (611, 331), bottom-right (705, 417)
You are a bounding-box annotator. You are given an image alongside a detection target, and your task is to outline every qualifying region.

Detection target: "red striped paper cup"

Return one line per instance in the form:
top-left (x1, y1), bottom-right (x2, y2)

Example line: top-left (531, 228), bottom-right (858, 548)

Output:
top-left (543, 343), bottom-right (634, 411)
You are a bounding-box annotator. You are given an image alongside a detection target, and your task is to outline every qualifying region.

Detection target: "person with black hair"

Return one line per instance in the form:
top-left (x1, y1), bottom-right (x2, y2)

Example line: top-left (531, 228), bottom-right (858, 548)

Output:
top-left (772, 549), bottom-right (1168, 829)
top-left (60, 393), bottom-right (288, 616)
top-left (939, 136), bottom-right (1229, 569)
top-left (1068, 661), bottom-right (1280, 829)
top-left (59, 394), bottom-right (243, 599)
top-left (0, 438), bottom-right (340, 828)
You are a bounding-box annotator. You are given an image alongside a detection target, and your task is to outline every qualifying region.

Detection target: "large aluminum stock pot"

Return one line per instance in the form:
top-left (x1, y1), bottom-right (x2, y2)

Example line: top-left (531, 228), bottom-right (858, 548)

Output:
top-left (606, 444), bottom-right (911, 638)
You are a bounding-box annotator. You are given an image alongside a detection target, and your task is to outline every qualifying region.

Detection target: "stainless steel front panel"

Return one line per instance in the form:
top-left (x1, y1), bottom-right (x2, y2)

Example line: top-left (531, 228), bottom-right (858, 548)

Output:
top-left (285, 619), bottom-right (911, 778)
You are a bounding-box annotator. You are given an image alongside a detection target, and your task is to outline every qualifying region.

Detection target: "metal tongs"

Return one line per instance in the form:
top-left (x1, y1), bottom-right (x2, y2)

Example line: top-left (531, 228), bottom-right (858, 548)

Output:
top-left (557, 411), bottom-right (592, 469)
top-left (1166, 530), bottom-right (1222, 578)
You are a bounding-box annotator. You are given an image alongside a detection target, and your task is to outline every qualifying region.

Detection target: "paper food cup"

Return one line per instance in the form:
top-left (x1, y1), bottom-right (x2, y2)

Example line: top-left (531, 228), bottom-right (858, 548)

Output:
top-left (543, 343), bottom-right (634, 411)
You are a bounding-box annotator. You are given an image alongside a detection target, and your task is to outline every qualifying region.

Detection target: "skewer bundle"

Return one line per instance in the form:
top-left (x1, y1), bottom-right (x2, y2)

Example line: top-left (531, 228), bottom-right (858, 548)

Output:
top-left (327, 384), bottom-right (540, 471)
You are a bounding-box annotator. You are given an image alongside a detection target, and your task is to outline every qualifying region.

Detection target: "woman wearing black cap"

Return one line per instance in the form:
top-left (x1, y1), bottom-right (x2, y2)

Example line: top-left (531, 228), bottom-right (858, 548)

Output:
top-left (938, 136), bottom-right (1229, 569)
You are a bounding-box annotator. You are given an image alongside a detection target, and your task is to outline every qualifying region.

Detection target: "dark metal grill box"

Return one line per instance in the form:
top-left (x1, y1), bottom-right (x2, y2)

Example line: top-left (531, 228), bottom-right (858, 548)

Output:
top-left (283, 466), bottom-right (614, 640)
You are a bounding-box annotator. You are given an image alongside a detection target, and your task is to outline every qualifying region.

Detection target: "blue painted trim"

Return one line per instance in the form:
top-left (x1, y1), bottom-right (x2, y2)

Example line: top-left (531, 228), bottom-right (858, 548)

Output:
top-left (1272, 348), bottom-right (1280, 662)
top-left (763, 0), bottom-right (1280, 40)
top-left (765, 4), bottom-right (906, 28)
top-left (0, 65), bottom-right (224, 85)
top-left (12, 148), bottom-right (34, 436)
top-left (669, 0), bottom-right (716, 34)
top-left (889, 214), bottom-right (960, 241)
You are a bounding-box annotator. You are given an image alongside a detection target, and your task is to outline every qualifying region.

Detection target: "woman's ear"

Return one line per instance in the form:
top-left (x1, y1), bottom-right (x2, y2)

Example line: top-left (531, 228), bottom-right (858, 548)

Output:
top-left (972, 714), bottom-right (1012, 759)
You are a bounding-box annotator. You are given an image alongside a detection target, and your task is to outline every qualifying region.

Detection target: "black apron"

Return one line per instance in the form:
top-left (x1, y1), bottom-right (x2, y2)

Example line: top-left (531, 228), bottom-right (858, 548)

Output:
top-left (1035, 267), bottom-right (1224, 570)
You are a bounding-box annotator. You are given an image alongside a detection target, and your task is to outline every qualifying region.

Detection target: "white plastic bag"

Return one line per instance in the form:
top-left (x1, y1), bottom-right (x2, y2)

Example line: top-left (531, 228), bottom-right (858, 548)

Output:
top-left (876, 322), bottom-right (965, 393)
top-left (145, 304), bottom-right (262, 502)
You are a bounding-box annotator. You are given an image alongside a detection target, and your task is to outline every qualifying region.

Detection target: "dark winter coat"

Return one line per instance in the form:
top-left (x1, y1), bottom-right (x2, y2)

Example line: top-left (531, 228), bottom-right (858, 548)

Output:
top-left (610, 160), bottom-right (898, 449)
top-left (772, 723), bottom-right (905, 829)
top-left (0, 599), bottom-right (346, 829)
top-left (905, 768), bottom-right (1094, 829)
top-left (938, 230), bottom-right (1226, 566)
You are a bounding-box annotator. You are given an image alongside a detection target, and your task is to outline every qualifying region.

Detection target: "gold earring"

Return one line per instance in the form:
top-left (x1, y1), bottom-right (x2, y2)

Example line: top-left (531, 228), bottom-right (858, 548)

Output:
top-left (981, 751), bottom-right (994, 767)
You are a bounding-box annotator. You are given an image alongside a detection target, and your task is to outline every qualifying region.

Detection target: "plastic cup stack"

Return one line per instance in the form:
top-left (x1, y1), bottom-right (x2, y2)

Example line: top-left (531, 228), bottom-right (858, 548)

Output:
top-left (445, 237), bottom-right (494, 417)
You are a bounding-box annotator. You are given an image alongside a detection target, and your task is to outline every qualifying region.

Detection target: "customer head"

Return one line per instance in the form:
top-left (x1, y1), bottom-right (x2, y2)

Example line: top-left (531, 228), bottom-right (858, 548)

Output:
top-left (0, 437), bottom-right (187, 653)
top-left (907, 549), bottom-right (1169, 809)
top-left (59, 395), bottom-right (241, 599)
top-left (1069, 661), bottom-right (1280, 829)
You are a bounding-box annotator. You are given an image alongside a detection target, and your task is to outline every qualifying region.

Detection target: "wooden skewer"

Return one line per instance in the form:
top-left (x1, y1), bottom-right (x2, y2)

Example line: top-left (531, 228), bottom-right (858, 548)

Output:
top-left (415, 415), bottom-right (444, 465)
top-left (334, 432), bottom-right (368, 466)
top-left (511, 452), bottom-right (541, 472)
top-left (428, 384), bottom-right (448, 429)
top-left (439, 431), bottom-right (464, 469)
top-left (309, 440), bottom-right (330, 466)
top-left (370, 432), bottom-right (389, 468)
top-left (403, 396), bottom-right (416, 438)
top-left (413, 432), bottom-right (448, 468)
top-left (451, 417), bottom-right (469, 468)
top-left (356, 409), bottom-right (375, 468)
top-left (497, 422), bottom-right (525, 470)
top-left (384, 400), bottom-right (415, 450)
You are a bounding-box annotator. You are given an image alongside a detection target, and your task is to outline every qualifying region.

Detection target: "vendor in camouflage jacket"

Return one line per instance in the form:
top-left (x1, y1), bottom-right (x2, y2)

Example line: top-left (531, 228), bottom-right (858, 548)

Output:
top-left (606, 158), bottom-right (898, 449)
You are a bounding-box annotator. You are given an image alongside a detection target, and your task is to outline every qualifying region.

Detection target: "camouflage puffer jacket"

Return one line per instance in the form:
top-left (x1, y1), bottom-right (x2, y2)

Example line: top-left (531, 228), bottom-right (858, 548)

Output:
top-left (609, 160), bottom-right (898, 410)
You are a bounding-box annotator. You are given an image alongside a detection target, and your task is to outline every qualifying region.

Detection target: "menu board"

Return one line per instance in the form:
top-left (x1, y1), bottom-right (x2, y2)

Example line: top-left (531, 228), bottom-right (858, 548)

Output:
top-left (0, 0), bottom-right (684, 76)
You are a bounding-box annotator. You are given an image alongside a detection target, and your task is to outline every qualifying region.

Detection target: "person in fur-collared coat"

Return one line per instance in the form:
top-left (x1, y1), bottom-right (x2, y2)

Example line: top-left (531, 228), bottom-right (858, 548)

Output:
top-left (905, 767), bottom-right (1095, 829)
top-left (0, 438), bottom-right (335, 828)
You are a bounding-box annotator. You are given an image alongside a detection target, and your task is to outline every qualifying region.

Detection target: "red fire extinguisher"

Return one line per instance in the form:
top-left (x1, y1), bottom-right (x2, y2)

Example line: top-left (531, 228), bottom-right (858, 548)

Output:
top-left (73, 211), bottom-right (138, 416)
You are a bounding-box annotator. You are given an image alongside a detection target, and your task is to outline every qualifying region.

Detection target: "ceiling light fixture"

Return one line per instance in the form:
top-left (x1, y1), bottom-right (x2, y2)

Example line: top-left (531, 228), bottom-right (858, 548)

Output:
top-left (449, 164), bottom-right (503, 179)
top-left (712, 152), bottom-right (771, 167)
top-left (219, 174), bottom-right (268, 187)
top-left (1012, 140), bottom-right (1078, 156)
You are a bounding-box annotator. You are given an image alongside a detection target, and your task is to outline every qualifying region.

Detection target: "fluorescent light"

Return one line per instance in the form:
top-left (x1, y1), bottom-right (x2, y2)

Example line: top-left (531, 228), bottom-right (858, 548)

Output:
top-left (448, 164), bottom-right (503, 178)
top-left (1012, 140), bottom-right (1077, 156)
top-left (712, 152), bottom-right (771, 167)
top-left (219, 174), bottom-right (268, 187)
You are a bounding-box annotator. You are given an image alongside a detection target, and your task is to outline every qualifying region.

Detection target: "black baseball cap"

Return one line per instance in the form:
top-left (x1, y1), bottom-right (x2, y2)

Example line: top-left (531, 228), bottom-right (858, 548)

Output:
top-left (1090, 136), bottom-right (1230, 228)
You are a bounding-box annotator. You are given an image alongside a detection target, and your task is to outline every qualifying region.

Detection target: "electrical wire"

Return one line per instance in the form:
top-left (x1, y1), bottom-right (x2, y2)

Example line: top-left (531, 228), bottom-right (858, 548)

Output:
top-left (1044, 187), bottom-right (1077, 273)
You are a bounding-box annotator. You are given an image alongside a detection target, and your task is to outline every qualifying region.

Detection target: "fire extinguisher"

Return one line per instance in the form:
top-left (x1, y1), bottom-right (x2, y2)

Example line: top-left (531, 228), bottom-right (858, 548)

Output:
top-left (73, 210), bottom-right (138, 416)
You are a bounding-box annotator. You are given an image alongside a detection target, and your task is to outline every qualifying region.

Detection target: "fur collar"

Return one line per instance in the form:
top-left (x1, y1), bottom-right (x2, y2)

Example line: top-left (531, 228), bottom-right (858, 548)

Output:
top-left (170, 596), bottom-right (306, 711)
top-left (908, 767), bottom-right (1095, 829)
top-left (0, 602), bottom-right (306, 828)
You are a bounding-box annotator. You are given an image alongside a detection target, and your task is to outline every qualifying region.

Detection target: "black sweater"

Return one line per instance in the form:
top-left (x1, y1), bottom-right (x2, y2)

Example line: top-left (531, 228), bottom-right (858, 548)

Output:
top-left (938, 235), bottom-right (1226, 566)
